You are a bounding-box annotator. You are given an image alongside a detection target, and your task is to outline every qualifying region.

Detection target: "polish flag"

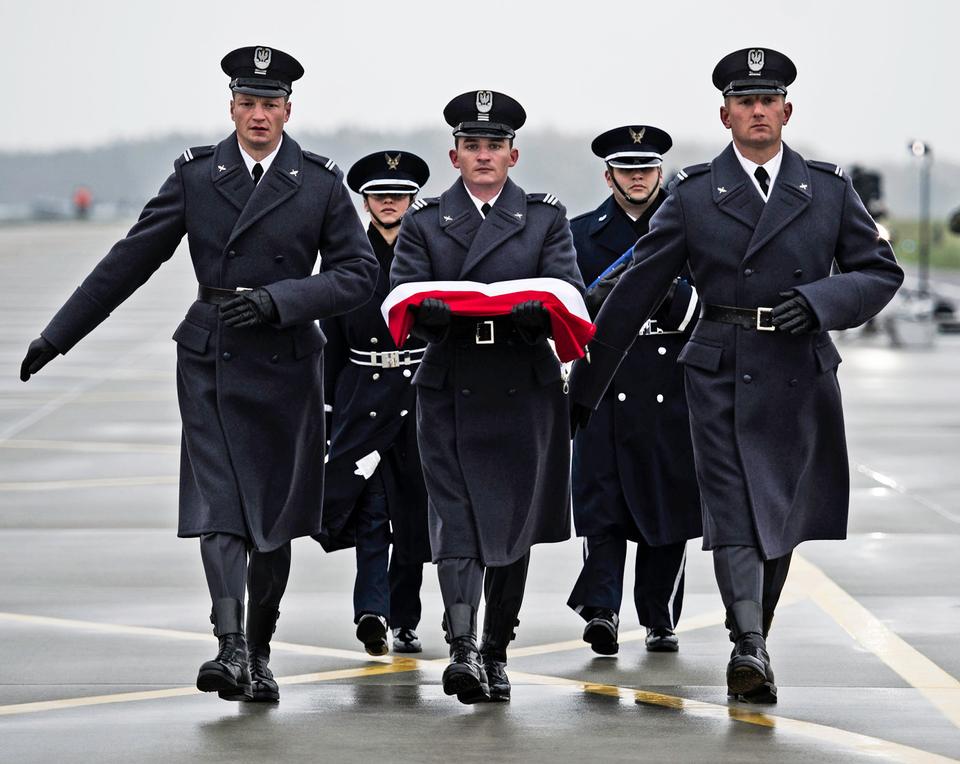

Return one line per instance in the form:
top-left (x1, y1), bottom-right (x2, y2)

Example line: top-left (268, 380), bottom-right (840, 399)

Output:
top-left (381, 278), bottom-right (595, 362)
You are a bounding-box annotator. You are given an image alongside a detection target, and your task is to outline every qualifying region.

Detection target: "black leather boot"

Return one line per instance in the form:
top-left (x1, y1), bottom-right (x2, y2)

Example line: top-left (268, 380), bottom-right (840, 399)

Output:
top-left (441, 603), bottom-right (490, 705)
top-left (725, 600), bottom-right (776, 704)
top-left (583, 608), bottom-right (620, 656)
top-left (479, 607), bottom-right (519, 702)
top-left (246, 605), bottom-right (280, 703)
top-left (197, 598), bottom-right (252, 701)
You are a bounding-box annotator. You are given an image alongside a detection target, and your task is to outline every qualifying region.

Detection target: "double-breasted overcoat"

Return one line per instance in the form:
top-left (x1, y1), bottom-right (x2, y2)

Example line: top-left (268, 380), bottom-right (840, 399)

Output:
top-left (570, 143), bottom-right (903, 559)
top-left (40, 132), bottom-right (378, 552)
top-left (390, 178), bottom-right (584, 566)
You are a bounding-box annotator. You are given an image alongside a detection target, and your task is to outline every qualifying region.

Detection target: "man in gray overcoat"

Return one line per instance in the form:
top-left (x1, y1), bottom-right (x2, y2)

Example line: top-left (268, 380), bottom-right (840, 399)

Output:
top-left (569, 48), bottom-right (903, 704)
top-left (19, 46), bottom-right (378, 703)
top-left (391, 90), bottom-right (584, 704)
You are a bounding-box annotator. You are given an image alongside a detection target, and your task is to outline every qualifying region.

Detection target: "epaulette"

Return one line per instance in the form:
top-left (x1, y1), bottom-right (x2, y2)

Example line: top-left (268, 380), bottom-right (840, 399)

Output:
top-left (527, 192), bottom-right (562, 207)
top-left (303, 151), bottom-right (340, 174)
top-left (806, 160), bottom-right (845, 178)
top-left (409, 197), bottom-right (439, 214)
top-left (176, 145), bottom-right (215, 165)
top-left (673, 162), bottom-right (710, 184)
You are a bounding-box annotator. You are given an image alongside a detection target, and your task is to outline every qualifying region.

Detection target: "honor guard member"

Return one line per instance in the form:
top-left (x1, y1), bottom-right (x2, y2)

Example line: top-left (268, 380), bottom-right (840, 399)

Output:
top-left (567, 126), bottom-right (702, 655)
top-left (19, 46), bottom-right (378, 703)
top-left (570, 49), bottom-right (902, 703)
top-left (391, 90), bottom-right (584, 704)
top-left (316, 151), bottom-right (432, 655)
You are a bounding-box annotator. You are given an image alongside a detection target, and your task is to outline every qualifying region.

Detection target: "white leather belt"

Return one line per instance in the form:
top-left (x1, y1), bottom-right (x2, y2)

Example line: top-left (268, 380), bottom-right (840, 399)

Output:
top-left (348, 348), bottom-right (424, 368)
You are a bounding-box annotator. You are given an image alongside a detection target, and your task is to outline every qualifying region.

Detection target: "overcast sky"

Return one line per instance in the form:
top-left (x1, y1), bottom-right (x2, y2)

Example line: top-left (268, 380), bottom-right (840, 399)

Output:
top-left (7, 0), bottom-right (956, 164)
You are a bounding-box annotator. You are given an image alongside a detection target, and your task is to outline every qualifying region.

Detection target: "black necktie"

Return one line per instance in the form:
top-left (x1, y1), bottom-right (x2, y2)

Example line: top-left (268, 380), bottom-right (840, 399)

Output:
top-left (754, 166), bottom-right (770, 197)
top-left (252, 163), bottom-right (264, 184)
top-left (480, 202), bottom-right (491, 217)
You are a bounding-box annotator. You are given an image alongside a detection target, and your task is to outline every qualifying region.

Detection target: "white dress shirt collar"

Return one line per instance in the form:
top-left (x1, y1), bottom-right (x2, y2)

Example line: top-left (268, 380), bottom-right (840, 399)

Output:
top-left (463, 180), bottom-right (505, 217)
top-left (732, 142), bottom-right (783, 202)
top-left (238, 136), bottom-right (283, 180)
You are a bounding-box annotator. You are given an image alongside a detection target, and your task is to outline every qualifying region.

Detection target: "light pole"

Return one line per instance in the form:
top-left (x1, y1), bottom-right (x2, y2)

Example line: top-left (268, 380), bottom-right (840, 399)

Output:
top-left (909, 140), bottom-right (932, 296)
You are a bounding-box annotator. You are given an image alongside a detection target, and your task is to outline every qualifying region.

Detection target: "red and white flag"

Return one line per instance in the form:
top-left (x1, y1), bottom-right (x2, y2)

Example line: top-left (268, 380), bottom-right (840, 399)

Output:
top-left (381, 278), bottom-right (595, 362)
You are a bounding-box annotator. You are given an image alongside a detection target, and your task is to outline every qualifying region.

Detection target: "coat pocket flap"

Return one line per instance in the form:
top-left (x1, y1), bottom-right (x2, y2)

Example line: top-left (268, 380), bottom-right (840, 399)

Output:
top-left (412, 360), bottom-right (447, 390)
top-left (172, 320), bottom-right (211, 353)
top-left (677, 340), bottom-right (723, 372)
top-left (293, 326), bottom-right (327, 359)
top-left (533, 353), bottom-right (562, 386)
top-left (815, 340), bottom-right (842, 373)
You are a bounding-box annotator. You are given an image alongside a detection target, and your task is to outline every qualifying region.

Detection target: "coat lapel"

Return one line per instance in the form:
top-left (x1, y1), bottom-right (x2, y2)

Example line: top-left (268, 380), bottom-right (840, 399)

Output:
top-left (459, 178), bottom-right (527, 279)
top-left (711, 143), bottom-right (764, 232)
top-left (226, 133), bottom-right (303, 248)
top-left (367, 226), bottom-right (394, 298)
top-left (212, 135), bottom-right (254, 212)
top-left (589, 195), bottom-right (637, 256)
top-left (745, 144), bottom-right (812, 258)
top-left (439, 180), bottom-right (481, 255)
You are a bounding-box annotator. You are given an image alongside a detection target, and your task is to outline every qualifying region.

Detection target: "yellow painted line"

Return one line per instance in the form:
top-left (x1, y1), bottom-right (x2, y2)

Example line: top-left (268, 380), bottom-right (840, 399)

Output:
top-left (510, 670), bottom-right (959, 764)
top-left (0, 439), bottom-right (179, 455)
top-left (793, 554), bottom-right (960, 729)
top-left (0, 476), bottom-right (178, 491)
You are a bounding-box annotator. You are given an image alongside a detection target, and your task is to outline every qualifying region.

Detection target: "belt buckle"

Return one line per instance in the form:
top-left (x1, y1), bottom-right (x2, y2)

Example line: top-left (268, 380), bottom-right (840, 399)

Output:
top-left (639, 319), bottom-right (661, 336)
top-left (476, 320), bottom-right (495, 345)
top-left (756, 307), bottom-right (776, 331)
top-left (381, 351), bottom-right (400, 368)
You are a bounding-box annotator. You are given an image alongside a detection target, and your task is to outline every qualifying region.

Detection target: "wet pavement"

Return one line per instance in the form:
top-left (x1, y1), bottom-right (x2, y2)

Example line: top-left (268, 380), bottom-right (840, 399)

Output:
top-left (1, 222), bottom-right (958, 762)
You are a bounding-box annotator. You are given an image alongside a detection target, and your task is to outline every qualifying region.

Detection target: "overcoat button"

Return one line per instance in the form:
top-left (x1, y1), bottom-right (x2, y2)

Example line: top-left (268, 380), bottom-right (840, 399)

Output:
top-left (274, 255), bottom-right (285, 263)
top-left (227, 250), bottom-right (237, 258)
top-left (742, 374), bottom-right (752, 383)
top-left (656, 394), bottom-right (664, 403)
top-left (744, 268), bottom-right (753, 277)
top-left (401, 409), bottom-right (409, 417)
top-left (507, 388), bottom-right (517, 396)
top-left (461, 389), bottom-right (471, 397)
top-left (372, 373), bottom-right (380, 381)
top-left (370, 337), bottom-right (379, 345)
top-left (617, 392), bottom-right (626, 402)
top-left (270, 354), bottom-right (279, 364)
top-left (658, 346), bottom-right (667, 355)
top-left (369, 411), bottom-right (377, 418)
top-left (403, 369), bottom-right (412, 378)
top-left (789, 378), bottom-right (798, 387)
top-left (794, 269), bottom-right (803, 277)
top-left (222, 352), bottom-right (232, 361)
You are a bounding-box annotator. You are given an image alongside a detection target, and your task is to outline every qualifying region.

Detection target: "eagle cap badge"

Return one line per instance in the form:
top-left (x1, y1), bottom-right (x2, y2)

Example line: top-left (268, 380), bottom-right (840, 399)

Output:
top-left (476, 90), bottom-right (493, 114)
top-left (629, 126), bottom-right (646, 144)
top-left (747, 48), bottom-right (764, 74)
top-left (385, 153), bottom-right (401, 170)
top-left (254, 47), bottom-right (272, 71)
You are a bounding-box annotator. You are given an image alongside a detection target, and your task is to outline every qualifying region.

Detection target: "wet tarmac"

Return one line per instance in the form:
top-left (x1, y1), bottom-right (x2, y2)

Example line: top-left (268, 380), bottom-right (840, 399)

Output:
top-left (1, 222), bottom-right (958, 762)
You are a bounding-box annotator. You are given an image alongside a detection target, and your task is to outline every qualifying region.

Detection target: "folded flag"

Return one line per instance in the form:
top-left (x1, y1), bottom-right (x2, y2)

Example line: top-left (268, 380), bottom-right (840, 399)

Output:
top-left (381, 278), bottom-right (595, 362)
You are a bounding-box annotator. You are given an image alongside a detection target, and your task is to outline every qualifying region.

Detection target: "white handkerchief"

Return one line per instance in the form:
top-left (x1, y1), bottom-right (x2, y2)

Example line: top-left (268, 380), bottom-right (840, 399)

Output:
top-left (354, 450), bottom-right (382, 479)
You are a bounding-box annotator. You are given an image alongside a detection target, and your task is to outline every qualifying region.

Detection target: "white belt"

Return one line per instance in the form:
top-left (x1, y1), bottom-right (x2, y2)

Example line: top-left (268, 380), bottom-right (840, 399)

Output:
top-left (639, 319), bottom-right (683, 336)
top-left (348, 348), bottom-right (424, 368)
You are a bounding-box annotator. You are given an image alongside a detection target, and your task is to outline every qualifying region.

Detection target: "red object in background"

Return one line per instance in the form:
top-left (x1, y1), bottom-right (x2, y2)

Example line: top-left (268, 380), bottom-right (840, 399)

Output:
top-left (73, 186), bottom-right (93, 217)
top-left (381, 278), bottom-right (596, 362)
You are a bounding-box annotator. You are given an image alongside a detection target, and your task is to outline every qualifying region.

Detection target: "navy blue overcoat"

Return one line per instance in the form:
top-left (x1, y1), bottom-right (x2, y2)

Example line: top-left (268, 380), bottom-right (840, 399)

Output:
top-left (570, 143), bottom-right (903, 559)
top-left (40, 132), bottom-right (378, 551)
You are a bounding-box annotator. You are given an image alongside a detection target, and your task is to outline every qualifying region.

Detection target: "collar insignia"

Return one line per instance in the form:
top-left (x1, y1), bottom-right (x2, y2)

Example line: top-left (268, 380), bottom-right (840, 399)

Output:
top-left (217, 165), bottom-right (227, 172)
top-left (717, 186), bottom-right (727, 194)
top-left (799, 182), bottom-right (808, 191)
top-left (289, 169), bottom-right (299, 176)
top-left (443, 215), bottom-right (453, 222)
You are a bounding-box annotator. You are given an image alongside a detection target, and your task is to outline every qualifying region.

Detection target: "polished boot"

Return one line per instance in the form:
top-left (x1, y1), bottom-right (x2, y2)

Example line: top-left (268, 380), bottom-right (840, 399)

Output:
top-left (479, 607), bottom-right (518, 702)
top-left (246, 605), bottom-right (280, 703)
top-left (391, 627), bottom-right (422, 653)
top-left (725, 600), bottom-right (776, 704)
top-left (583, 608), bottom-right (620, 656)
top-left (356, 613), bottom-right (389, 656)
top-left (645, 626), bottom-right (679, 652)
top-left (196, 598), bottom-right (252, 701)
top-left (441, 604), bottom-right (490, 704)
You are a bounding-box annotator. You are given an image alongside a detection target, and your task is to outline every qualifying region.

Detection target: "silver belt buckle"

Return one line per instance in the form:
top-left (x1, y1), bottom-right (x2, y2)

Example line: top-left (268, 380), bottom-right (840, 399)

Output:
top-left (756, 307), bottom-right (776, 331)
top-left (381, 351), bottom-right (400, 368)
top-left (476, 320), bottom-right (495, 344)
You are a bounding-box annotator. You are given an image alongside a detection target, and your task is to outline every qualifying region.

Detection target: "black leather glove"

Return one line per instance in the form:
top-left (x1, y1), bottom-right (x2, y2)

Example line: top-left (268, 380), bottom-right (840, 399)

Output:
top-left (20, 336), bottom-right (60, 382)
top-left (570, 401), bottom-right (593, 436)
top-left (511, 300), bottom-right (551, 344)
top-left (220, 287), bottom-right (279, 328)
top-left (410, 297), bottom-right (451, 343)
top-left (584, 260), bottom-right (629, 319)
top-left (771, 290), bottom-right (818, 335)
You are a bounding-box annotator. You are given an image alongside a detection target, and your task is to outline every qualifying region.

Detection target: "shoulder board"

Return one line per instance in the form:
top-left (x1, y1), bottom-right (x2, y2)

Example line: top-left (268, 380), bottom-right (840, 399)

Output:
top-left (303, 151), bottom-right (340, 174)
top-left (807, 160), bottom-right (844, 178)
top-left (673, 162), bottom-right (710, 184)
top-left (176, 145), bottom-right (215, 165)
top-left (527, 192), bottom-right (562, 207)
top-left (409, 197), bottom-right (439, 214)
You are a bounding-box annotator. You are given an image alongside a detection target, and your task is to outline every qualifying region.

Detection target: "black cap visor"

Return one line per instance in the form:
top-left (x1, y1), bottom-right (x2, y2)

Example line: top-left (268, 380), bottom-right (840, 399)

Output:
top-left (722, 79), bottom-right (787, 97)
top-left (230, 77), bottom-right (291, 98)
top-left (453, 121), bottom-right (516, 140)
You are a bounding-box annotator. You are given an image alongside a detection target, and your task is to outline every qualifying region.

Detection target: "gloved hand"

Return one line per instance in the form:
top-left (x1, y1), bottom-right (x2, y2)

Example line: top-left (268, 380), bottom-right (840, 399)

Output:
top-left (570, 401), bottom-right (593, 436)
top-left (771, 290), bottom-right (818, 335)
top-left (20, 336), bottom-right (60, 382)
top-left (220, 287), bottom-right (279, 328)
top-left (410, 297), bottom-right (451, 343)
top-left (584, 260), bottom-right (629, 319)
top-left (511, 300), bottom-right (551, 344)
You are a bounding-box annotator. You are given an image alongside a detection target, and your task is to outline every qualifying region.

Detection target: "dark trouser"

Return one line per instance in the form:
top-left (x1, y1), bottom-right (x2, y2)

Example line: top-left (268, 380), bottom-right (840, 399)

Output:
top-left (437, 554), bottom-right (530, 642)
top-left (567, 534), bottom-right (687, 630)
top-left (712, 545), bottom-right (793, 616)
top-left (200, 532), bottom-right (291, 613)
top-left (353, 475), bottom-right (423, 627)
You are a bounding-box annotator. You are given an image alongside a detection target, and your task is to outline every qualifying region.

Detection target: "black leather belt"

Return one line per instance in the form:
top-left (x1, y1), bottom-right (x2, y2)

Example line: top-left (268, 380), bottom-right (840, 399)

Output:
top-left (449, 316), bottom-right (518, 345)
top-left (701, 303), bottom-right (776, 331)
top-left (197, 286), bottom-right (250, 305)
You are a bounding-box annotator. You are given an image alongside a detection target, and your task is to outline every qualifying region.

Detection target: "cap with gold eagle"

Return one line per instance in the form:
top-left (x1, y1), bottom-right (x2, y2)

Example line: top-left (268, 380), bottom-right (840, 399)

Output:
top-left (591, 125), bottom-right (672, 168)
top-left (346, 151), bottom-right (430, 196)
top-left (220, 46), bottom-right (304, 98)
